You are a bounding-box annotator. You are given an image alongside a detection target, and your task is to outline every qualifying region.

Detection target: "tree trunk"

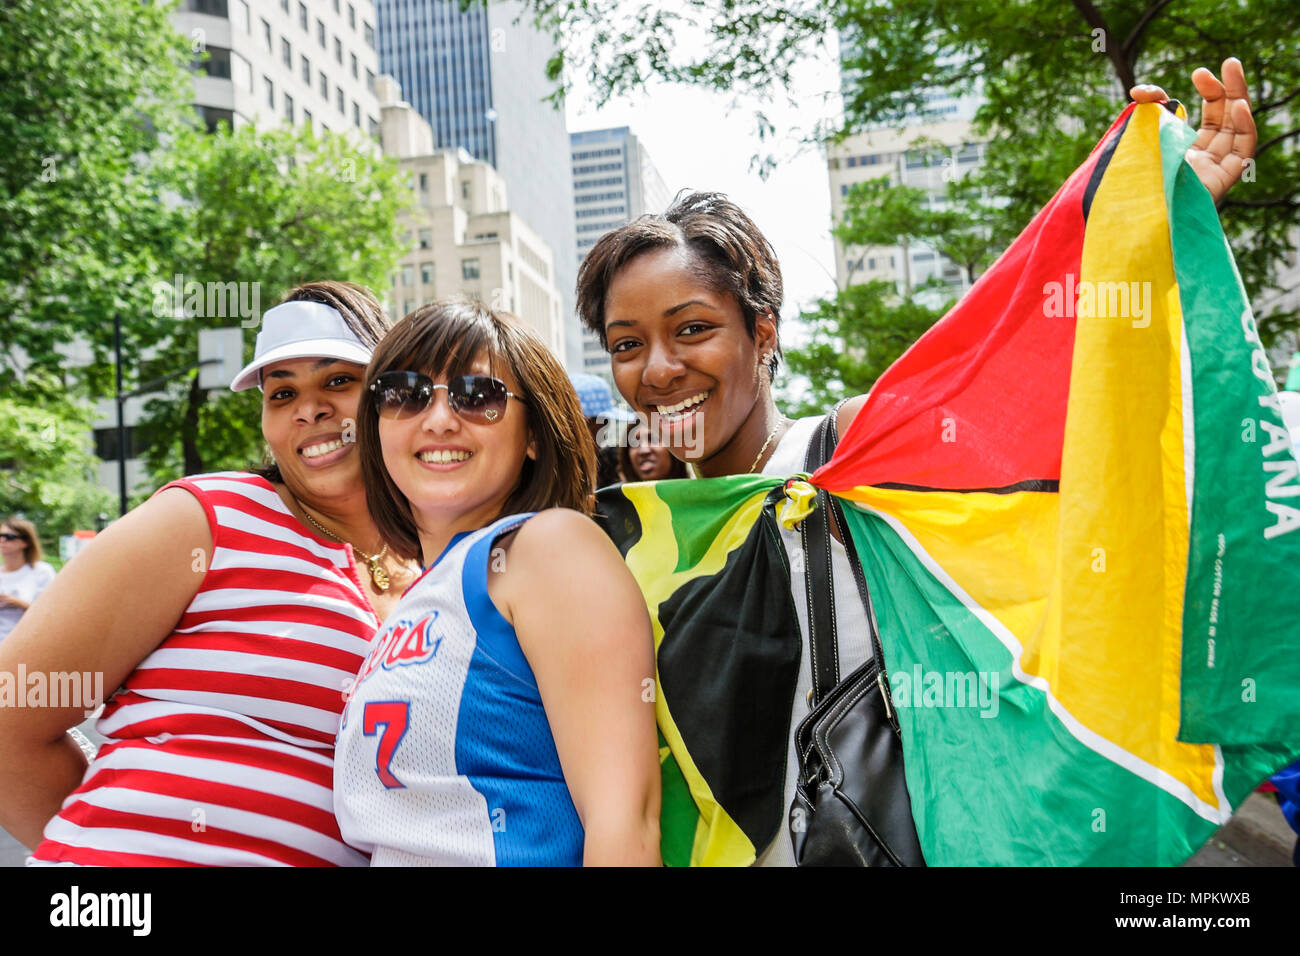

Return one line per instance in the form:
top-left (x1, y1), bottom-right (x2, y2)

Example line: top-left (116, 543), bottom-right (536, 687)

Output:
top-left (182, 372), bottom-right (205, 476)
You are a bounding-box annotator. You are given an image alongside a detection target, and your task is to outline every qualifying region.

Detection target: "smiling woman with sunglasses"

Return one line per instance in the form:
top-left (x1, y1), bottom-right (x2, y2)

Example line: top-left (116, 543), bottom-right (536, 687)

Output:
top-left (0, 281), bottom-right (414, 866)
top-left (333, 297), bottom-right (660, 866)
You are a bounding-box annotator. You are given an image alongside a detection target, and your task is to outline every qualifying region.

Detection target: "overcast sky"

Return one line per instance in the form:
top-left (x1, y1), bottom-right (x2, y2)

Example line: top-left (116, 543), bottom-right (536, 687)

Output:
top-left (563, 32), bottom-right (844, 335)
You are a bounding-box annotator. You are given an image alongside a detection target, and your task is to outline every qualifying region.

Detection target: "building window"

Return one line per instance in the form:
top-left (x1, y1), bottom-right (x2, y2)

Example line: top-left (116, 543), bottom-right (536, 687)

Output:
top-left (460, 181), bottom-right (470, 200)
top-left (418, 229), bottom-right (432, 250)
top-left (366, 68), bottom-right (375, 93)
top-left (334, 37), bottom-right (342, 64)
top-left (333, 0), bottom-right (340, 11)
top-left (319, 71), bottom-right (329, 98)
top-left (461, 259), bottom-right (480, 280)
top-left (352, 101), bottom-right (360, 128)
top-left (418, 173), bottom-right (428, 192)
top-left (281, 38), bottom-right (291, 69)
top-left (303, 108), bottom-right (312, 131)
top-left (194, 45), bottom-right (232, 79)
top-left (261, 18), bottom-right (271, 51)
top-left (317, 18), bottom-right (326, 48)
top-left (231, 50), bottom-right (252, 91)
top-left (298, 2), bottom-right (308, 30)
top-left (846, 156), bottom-right (857, 168)
top-left (264, 76), bottom-right (274, 110)
top-left (300, 55), bottom-right (310, 83)
top-left (363, 21), bottom-right (374, 48)
top-left (234, 0), bottom-right (250, 33)
top-left (284, 92), bottom-right (294, 123)
top-left (337, 86), bottom-right (345, 114)
top-left (279, 0), bottom-right (288, 12)
top-left (351, 53), bottom-right (358, 79)
top-left (401, 265), bottom-right (414, 286)
top-left (348, 4), bottom-right (357, 29)
top-left (420, 262), bottom-right (435, 284)
top-left (403, 300), bottom-right (415, 315)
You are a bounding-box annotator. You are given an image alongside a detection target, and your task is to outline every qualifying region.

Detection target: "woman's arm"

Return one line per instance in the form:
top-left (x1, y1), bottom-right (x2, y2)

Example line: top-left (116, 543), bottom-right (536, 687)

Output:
top-left (0, 488), bottom-right (212, 848)
top-left (491, 509), bottom-right (661, 866)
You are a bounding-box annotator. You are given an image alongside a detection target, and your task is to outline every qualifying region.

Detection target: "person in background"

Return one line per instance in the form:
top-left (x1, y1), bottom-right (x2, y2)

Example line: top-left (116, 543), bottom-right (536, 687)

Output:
top-left (619, 420), bottom-right (688, 483)
top-left (569, 372), bottom-right (633, 490)
top-left (0, 517), bottom-right (56, 643)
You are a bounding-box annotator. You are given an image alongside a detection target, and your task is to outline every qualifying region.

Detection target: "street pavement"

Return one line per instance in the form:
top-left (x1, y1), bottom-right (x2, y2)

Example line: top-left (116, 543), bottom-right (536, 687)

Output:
top-left (2, 724), bottom-right (1294, 866)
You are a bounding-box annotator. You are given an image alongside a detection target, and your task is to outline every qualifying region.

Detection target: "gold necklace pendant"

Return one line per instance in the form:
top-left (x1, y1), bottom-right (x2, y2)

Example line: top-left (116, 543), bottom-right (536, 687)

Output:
top-left (367, 555), bottom-right (391, 592)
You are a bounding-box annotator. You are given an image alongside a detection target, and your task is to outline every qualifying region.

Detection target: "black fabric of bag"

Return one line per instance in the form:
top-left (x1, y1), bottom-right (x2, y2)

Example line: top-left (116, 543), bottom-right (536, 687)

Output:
top-left (789, 407), bottom-right (926, 867)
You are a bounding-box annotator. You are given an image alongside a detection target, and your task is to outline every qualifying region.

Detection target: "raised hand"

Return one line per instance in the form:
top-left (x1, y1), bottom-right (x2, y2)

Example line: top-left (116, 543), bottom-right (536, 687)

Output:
top-left (1129, 57), bottom-right (1256, 204)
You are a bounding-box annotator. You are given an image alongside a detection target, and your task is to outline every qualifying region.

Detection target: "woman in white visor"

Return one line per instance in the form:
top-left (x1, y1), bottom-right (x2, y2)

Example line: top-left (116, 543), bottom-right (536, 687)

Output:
top-left (0, 281), bottom-right (415, 866)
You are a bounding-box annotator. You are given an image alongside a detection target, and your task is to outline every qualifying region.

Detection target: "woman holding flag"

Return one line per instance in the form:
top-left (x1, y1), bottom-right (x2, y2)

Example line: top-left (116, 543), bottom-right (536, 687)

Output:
top-left (576, 59), bottom-right (1267, 866)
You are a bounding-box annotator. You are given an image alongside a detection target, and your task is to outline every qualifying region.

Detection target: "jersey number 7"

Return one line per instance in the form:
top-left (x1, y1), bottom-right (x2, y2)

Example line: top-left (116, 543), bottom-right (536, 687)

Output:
top-left (362, 700), bottom-right (410, 789)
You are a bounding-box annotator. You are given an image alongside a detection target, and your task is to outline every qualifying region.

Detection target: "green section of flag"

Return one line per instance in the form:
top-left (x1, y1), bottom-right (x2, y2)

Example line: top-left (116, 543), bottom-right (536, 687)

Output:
top-left (1160, 119), bottom-right (1300, 743)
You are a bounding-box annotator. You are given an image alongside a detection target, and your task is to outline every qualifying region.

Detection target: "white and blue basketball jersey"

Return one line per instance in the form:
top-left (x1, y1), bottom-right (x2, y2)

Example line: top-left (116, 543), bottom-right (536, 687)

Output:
top-left (334, 513), bottom-right (585, 866)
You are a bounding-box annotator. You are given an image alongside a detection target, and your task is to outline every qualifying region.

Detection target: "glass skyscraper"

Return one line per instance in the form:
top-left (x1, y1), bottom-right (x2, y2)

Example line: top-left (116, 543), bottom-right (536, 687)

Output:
top-left (375, 0), bottom-right (580, 367)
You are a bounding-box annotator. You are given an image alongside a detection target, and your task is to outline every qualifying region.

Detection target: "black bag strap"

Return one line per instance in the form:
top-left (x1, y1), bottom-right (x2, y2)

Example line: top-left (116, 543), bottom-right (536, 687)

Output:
top-left (798, 402), bottom-right (898, 727)
top-left (799, 404), bottom-right (844, 707)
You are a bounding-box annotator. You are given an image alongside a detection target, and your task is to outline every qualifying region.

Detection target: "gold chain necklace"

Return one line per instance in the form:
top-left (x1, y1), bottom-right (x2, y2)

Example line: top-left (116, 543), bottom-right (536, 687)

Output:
top-left (292, 498), bottom-right (391, 592)
top-left (747, 417), bottom-right (790, 474)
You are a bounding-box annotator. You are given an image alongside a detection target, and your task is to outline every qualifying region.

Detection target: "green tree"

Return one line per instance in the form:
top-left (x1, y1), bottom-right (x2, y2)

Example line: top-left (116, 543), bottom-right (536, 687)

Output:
top-left (784, 280), bottom-right (950, 416)
top-left (0, 0), bottom-right (195, 386)
top-left (0, 377), bottom-right (114, 548)
top-left (134, 122), bottom-right (415, 484)
top-left (527, 0), bottom-right (1300, 355)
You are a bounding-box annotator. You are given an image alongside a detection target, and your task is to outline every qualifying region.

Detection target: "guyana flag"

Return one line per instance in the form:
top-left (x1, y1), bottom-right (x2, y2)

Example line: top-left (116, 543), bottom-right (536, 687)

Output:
top-left (596, 102), bottom-right (1300, 866)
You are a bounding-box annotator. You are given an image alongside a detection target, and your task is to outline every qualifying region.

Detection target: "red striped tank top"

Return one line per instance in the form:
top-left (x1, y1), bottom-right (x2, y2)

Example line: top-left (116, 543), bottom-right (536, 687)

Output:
top-left (31, 473), bottom-right (379, 866)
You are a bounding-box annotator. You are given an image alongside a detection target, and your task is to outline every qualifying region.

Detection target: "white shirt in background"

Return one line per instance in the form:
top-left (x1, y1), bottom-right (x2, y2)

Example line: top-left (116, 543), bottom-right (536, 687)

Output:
top-left (0, 561), bottom-right (56, 641)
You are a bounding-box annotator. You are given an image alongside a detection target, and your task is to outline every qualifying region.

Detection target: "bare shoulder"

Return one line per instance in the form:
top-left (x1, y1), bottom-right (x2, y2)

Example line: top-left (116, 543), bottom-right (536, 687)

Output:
top-left (835, 394), bottom-right (870, 441)
top-left (501, 508), bottom-right (618, 569)
top-left (85, 486), bottom-right (212, 563)
top-left (491, 509), bottom-right (625, 614)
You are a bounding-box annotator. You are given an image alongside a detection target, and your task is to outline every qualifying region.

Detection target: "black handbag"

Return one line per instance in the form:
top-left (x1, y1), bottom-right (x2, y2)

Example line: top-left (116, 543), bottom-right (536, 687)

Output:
top-left (788, 407), bottom-right (926, 866)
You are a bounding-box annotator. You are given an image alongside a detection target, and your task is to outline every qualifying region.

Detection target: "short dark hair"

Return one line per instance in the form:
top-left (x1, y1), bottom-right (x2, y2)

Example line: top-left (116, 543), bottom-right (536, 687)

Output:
top-left (575, 190), bottom-right (784, 373)
top-left (358, 297), bottom-right (597, 563)
top-left (254, 281), bottom-right (390, 484)
top-left (1, 516), bottom-right (41, 565)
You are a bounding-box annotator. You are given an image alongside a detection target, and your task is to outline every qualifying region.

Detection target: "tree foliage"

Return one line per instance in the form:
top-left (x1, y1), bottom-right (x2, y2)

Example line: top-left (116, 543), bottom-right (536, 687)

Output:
top-left (136, 122), bottom-right (416, 484)
top-left (0, 377), bottom-right (114, 545)
top-left (526, 0), bottom-right (1300, 375)
top-left (0, 0), bottom-right (195, 385)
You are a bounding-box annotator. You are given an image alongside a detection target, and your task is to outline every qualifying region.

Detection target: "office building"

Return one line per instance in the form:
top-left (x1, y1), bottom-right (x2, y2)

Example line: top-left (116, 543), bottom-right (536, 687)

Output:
top-left (829, 38), bottom-right (986, 300)
top-left (92, 1), bottom-right (386, 502)
top-left (177, 0), bottom-right (382, 137)
top-left (571, 126), bottom-right (673, 383)
top-left (374, 0), bottom-right (580, 368)
top-left (379, 78), bottom-right (565, 358)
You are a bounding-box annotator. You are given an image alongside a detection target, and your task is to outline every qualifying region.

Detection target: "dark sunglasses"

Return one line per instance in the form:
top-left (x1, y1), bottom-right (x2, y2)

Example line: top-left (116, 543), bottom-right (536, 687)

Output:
top-left (370, 371), bottom-right (526, 424)
top-left (0, 533), bottom-right (23, 542)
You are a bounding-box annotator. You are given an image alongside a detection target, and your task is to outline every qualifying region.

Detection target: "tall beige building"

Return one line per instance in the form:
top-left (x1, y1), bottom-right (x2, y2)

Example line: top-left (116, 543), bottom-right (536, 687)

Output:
top-left (378, 78), bottom-right (566, 361)
top-left (94, 0), bottom-right (387, 503)
top-left (826, 120), bottom-right (985, 300)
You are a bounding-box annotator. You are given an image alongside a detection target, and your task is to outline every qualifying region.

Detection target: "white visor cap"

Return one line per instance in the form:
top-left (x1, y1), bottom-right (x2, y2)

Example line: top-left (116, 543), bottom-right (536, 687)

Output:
top-left (229, 300), bottom-right (374, 392)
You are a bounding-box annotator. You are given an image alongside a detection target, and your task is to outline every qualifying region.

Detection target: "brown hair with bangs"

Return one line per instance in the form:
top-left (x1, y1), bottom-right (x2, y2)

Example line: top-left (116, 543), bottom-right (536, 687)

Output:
top-left (358, 297), bottom-right (597, 563)
top-left (576, 190), bottom-right (785, 374)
